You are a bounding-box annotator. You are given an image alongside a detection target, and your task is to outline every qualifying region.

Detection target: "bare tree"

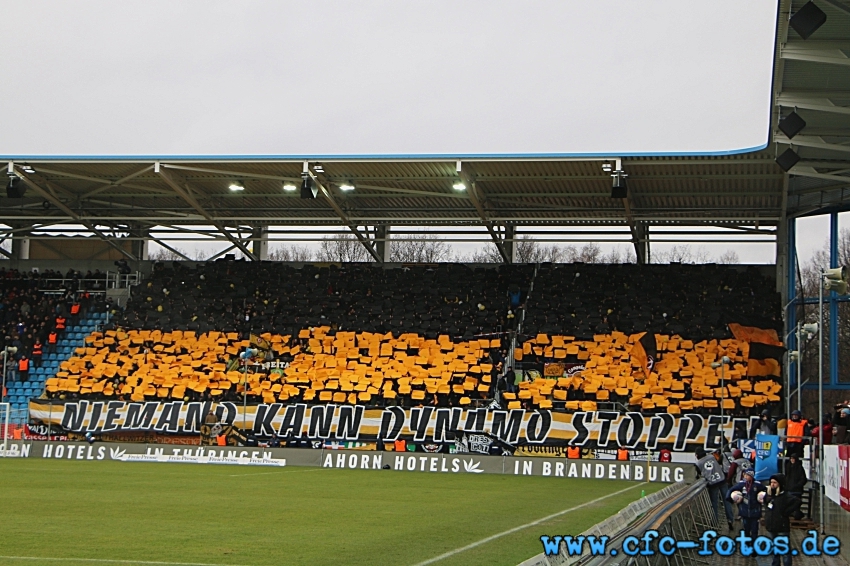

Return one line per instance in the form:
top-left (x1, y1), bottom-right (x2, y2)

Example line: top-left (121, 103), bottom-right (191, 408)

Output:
top-left (149, 246), bottom-right (189, 261)
top-left (462, 244), bottom-right (503, 263)
top-left (514, 236), bottom-right (565, 263)
top-left (317, 235), bottom-right (372, 262)
top-left (653, 245), bottom-right (713, 264)
top-left (717, 249), bottom-right (740, 264)
top-left (603, 246), bottom-right (637, 264)
top-left (389, 234), bottom-right (452, 263)
top-left (563, 242), bottom-right (603, 263)
top-left (268, 245), bottom-right (314, 262)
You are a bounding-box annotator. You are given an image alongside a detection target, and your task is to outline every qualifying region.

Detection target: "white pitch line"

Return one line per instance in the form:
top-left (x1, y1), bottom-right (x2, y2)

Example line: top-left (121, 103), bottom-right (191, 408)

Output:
top-left (410, 482), bottom-right (646, 566)
top-left (227, 467), bottom-right (330, 477)
top-left (0, 557), bottom-right (251, 566)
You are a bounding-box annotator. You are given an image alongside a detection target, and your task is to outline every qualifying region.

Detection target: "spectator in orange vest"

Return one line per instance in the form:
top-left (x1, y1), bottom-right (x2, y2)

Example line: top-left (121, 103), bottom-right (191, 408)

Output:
top-left (18, 356), bottom-right (30, 382)
top-left (785, 410), bottom-right (809, 458)
top-left (617, 445), bottom-right (630, 461)
top-left (31, 339), bottom-right (43, 367)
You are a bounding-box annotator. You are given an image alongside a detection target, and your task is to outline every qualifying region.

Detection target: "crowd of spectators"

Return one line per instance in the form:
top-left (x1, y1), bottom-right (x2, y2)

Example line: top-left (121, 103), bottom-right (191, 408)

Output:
top-left (0, 268), bottom-right (109, 377)
top-left (111, 262), bottom-right (534, 339)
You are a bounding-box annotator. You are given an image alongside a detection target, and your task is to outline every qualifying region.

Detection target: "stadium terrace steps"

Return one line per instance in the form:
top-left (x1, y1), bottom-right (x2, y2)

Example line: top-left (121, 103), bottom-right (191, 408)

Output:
top-left (5, 311), bottom-right (108, 423)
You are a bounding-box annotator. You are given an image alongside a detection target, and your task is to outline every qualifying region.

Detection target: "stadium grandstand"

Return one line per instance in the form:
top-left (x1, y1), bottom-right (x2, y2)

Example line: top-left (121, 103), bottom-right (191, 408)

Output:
top-left (3, 2), bottom-right (850, 565)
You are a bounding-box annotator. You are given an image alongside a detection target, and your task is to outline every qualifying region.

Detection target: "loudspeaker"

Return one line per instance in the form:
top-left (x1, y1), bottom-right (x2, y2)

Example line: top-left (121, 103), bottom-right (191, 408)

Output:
top-left (775, 148), bottom-right (801, 172)
top-left (6, 177), bottom-right (25, 198)
top-left (824, 266), bottom-right (847, 282)
top-left (790, 2), bottom-right (827, 40)
top-left (778, 111), bottom-right (806, 139)
top-left (301, 175), bottom-right (318, 199)
top-left (801, 322), bottom-right (819, 335)
top-left (611, 175), bottom-right (627, 199)
top-left (824, 279), bottom-right (848, 295)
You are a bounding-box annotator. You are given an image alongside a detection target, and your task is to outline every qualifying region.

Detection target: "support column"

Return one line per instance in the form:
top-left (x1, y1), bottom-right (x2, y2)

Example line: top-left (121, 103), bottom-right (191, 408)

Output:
top-left (375, 225), bottom-right (391, 263)
top-left (504, 224), bottom-right (516, 264)
top-left (251, 226), bottom-right (269, 261)
top-left (128, 224), bottom-right (149, 262)
top-left (829, 213), bottom-right (839, 385)
top-left (787, 218), bottom-right (798, 391)
top-left (11, 232), bottom-right (30, 260)
top-left (635, 223), bottom-right (649, 264)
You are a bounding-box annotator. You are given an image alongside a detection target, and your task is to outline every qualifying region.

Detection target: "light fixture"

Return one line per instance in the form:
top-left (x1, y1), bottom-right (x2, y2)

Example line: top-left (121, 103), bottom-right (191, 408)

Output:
top-left (453, 181), bottom-right (466, 191)
top-left (790, 1), bottom-right (827, 40)
top-left (339, 183), bottom-right (355, 192)
top-left (601, 162), bottom-right (613, 172)
top-left (313, 164), bottom-right (324, 173)
top-left (21, 164), bottom-right (35, 174)
top-left (229, 181), bottom-right (245, 192)
top-left (283, 183), bottom-right (297, 192)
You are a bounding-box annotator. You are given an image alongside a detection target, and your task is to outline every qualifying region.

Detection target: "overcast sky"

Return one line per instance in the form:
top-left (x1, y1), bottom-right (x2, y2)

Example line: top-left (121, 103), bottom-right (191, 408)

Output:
top-left (1, 0), bottom-right (777, 158)
top-left (3, 0), bottom-right (820, 266)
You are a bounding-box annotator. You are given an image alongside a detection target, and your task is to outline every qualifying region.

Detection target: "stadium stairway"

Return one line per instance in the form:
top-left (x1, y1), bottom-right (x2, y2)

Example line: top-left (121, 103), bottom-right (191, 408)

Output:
top-left (4, 311), bottom-right (108, 423)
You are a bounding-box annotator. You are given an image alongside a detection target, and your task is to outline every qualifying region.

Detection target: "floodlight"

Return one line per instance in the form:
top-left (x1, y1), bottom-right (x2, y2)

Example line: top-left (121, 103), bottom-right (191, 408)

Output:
top-left (802, 322), bottom-right (819, 336)
top-left (283, 183), bottom-right (297, 192)
top-left (228, 181), bottom-right (245, 192)
top-left (339, 183), bottom-right (355, 192)
top-left (453, 181), bottom-right (466, 191)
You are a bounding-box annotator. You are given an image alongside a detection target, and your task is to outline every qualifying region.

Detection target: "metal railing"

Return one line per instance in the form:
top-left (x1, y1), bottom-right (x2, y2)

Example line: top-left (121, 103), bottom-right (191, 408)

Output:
top-left (585, 480), bottom-right (715, 566)
top-left (519, 482), bottom-right (698, 566)
top-left (35, 271), bottom-right (142, 294)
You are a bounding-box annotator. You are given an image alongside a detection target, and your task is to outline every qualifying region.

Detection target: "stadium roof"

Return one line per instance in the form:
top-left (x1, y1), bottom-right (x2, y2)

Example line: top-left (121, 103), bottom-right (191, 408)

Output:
top-left (776, 0), bottom-right (850, 218)
top-left (2, 0), bottom-right (848, 263)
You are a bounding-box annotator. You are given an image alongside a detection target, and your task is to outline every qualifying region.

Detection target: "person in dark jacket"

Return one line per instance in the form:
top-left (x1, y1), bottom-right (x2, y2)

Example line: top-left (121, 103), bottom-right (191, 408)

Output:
top-left (727, 469), bottom-right (766, 539)
top-left (784, 454), bottom-right (807, 520)
top-left (751, 409), bottom-right (778, 439)
top-left (762, 473), bottom-right (802, 566)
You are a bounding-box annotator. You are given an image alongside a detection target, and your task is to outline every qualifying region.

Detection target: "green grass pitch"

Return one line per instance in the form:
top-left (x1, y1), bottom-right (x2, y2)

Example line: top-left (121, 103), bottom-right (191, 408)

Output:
top-left (0, 458), bottom-right (665, 566)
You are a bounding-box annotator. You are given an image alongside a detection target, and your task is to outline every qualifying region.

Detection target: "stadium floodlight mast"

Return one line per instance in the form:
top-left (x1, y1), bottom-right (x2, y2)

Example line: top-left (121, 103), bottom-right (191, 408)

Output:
top-left (1, 346), bottom-right (18, 405)
top-left (818, 266), bottom-right (847, 534)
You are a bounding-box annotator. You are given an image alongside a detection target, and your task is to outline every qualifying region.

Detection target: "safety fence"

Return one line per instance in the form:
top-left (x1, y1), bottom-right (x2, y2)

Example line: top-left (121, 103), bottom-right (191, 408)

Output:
top-left (521, 480), bottom-right (715, 566)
